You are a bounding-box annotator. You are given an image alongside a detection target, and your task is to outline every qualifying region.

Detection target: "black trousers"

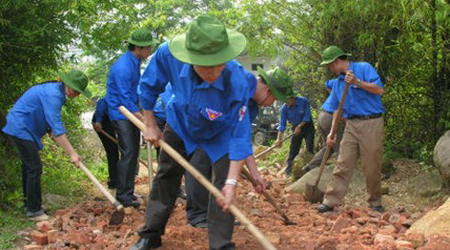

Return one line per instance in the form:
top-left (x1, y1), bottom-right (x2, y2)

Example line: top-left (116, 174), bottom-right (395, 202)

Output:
top-left (111, 120), bottom-right (140, 204)
top-left (185, 148), bottom-right (212, 225)
top-left (285, 122), bottom-right (315, 175)
top-left (95, 120), bottom-right (119, 188)
top-left (138, 125), bottom-right (235, 250)
top-left (9, 136), bottom-right (43, 213)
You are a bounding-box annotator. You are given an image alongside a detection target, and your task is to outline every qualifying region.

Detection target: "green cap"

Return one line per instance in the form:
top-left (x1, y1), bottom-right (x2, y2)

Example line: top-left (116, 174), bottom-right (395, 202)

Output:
top-left (257, 66), bottom-right (294, 102)
top-left (58, 70), bottom-right (91, 97)
top-left (128, 28), bottom-right (160, 47)
top-left (320, 45), bottom-right (352, 65)
top-left (169, 15), bottom-right (247, 66)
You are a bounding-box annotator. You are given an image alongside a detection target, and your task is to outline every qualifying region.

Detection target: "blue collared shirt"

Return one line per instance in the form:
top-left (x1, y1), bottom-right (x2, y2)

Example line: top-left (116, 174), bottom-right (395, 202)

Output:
top-left (322, 78), bottom-right (339, 113)
top-left (277, 97), bottom-right (312, 132)
top-left (2, 82), bottom-right (67, 150)
top-left (153, 83), bottom-right (173, 121)
top-left (139, 42), bottom-right (252, 163)
top-left (326, 62), bottom-right (385, 118)
top-left (106, 50), bottom-right (141, 120)
top-left (92, 98), bottom-right (109, 123)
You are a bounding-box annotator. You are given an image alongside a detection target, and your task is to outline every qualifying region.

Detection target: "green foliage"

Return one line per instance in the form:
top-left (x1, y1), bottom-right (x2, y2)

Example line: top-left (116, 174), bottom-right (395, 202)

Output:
top-left (0, 210), bottom-right (34, 249)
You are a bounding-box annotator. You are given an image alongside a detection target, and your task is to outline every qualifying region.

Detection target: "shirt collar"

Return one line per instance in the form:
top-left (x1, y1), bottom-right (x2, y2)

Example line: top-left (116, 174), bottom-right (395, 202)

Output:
top-left (179, 65), bottom-right (225, 92)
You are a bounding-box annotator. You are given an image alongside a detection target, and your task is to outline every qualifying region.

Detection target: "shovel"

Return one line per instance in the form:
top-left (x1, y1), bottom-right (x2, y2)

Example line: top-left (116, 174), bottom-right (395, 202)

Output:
top-left (305, 81), bottom-right (350, 203)
top-left (78, 162), bottom-right (125, 225)
top-left (119, 106), bottom-right (277, 250)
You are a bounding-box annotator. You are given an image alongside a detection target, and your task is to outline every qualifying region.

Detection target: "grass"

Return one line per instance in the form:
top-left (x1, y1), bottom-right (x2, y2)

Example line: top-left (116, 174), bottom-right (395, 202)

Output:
top-left (0, 211), bottom-right (34, 249)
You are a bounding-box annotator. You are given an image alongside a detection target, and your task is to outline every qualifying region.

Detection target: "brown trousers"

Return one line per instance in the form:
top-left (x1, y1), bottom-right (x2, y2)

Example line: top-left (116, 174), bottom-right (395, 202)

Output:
top-left (323, 117), bottom-right (384, 207)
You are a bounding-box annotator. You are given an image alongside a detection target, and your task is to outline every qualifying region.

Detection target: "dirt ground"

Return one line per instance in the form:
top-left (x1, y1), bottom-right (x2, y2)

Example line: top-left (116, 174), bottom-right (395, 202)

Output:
top-left (19, 155), bottom-right (450, 249)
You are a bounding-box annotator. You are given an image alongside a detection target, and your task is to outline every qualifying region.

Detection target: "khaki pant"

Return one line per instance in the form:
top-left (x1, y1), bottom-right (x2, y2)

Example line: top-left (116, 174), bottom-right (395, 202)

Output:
top-left (323, 117), bottom-right (384, 207)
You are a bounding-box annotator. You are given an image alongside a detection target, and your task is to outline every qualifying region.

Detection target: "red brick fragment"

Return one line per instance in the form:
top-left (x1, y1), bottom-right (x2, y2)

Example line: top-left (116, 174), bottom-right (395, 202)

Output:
top-left (30, 230), bottom-right (48, 245)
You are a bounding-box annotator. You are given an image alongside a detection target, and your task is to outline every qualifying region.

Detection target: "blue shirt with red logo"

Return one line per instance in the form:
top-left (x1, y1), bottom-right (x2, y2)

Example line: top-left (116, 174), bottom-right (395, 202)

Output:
top-left (277, 97), bottom-right (312, 132)
top-left (139, 42), bottom-right (252, 163)
top-left (326, 62), bottom-right (384, 118)
top-left (3, 82), bottom-right (67, 150)
top-left (106, 50), bottom-right (141, 120)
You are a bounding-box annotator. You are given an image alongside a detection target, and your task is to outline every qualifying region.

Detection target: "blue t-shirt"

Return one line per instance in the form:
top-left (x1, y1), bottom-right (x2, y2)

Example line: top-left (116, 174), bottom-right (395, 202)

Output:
top-left (326, 62), bottom-right (385, 118)
top-left (3, 82), bottom-right (67, 150)
top-left (277, 97), bottom-right (312, 132)
top-left (139, 42), bottom-right (252, 163)
top-left (153, 83), bottom-right (173, 121)
top-left (92, 98), bottom-right (109, 123)
top-left (106, 50), bottom-right (141, 120)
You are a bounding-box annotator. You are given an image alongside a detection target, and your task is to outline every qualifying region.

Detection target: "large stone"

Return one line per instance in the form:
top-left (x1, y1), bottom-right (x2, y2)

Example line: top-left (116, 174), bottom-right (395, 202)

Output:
top-left (289, 164), bottom-right (365, 197)
top-left (407, 197), bottom-right (450, 237)
top-left (434, 130), bottom-right (450, 187)
top-left (407, 169), bottom-right (443, 197)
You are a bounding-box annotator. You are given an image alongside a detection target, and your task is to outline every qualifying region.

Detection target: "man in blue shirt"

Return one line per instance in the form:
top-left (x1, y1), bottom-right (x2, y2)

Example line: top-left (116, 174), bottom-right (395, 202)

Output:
top-left (92, 98), bottom-right (118, 189)
top-left (317, 45), bottom-right (385, 213)
top-left (275, 93), bottom-right (315, 176)
top-left (131, 16), bottom-right (259, 250)
top-left (2, 70), bottom-right (90, 221)
top-left (185, 66), bottom-right (294, 229)
top-left (301, 79), bottom-right (345, 175)
top-left (106, 28), bottom-right (159, 208)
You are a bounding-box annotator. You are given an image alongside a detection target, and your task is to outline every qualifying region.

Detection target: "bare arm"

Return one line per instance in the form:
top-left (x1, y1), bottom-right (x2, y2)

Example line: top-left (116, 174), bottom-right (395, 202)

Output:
top-left (218, 159), bottom-right (245, 212)
top-left (245, 155), bottom-right (265, 193)
top-left (142, 110), bottom-right (162, 146)
top-left (53, 134), bottom-right (80, 167)
top-left (346, 70), bottom-right (384, 95)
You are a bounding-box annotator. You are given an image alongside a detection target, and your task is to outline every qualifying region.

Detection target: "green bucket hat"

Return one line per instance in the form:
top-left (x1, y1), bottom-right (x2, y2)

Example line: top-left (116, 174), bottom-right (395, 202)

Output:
top-left (169, 15), bottom-right (247, 66)
top-left (257, 66), bottom-right (294, 102)
top-left (320, 45), bottom-right (352, 65)
top-left (58, 70), bottom-right (91, 97)
top-left (128, 28), bottom-right (160, 47)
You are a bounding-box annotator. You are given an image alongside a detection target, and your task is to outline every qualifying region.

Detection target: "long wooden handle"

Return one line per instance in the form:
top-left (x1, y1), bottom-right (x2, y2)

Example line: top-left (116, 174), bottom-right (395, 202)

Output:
top-left (79, 162), bottom-right (123, 211)
top-left (254, 133), bottom-right (293, 159)
top-left (241, 168), bottom-right (289, 221)
top-left (119, 106), bottom-right (277, 250)
top-left (313, 82), bottom-right (350, 187)
top-left (146, 141), bottom-right (153, 191)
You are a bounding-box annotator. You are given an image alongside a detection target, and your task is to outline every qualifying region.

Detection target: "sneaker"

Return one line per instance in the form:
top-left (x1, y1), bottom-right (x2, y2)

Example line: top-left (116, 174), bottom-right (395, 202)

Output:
top-left (26, 210), bottom-right (49, 221)
top-left (369, 205), bottom-right (385, 212)
top-left (317, 204), bottom-right (334, 213)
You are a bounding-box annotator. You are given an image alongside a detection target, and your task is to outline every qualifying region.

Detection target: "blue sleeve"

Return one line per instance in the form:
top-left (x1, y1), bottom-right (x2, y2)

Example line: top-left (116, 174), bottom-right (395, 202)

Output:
top-left (302, 99), bottom-right (312, 123)
top-left (363, 63), bottom-right (383, 88)
top-left (246, 71), bottom-right (257, 98)
top-left (277, 105), bottom-right (287, 132)
top-left (41, 86), bottom-right (66, 137)
top-left (140, 43), bottom-right (171, 110)
top-left (93, 98), bottom-right (107, 123)
top-left (113, 66), bottom-right (140, 113)
top-left (228, 70), bottom-right (253, 161)
top-left (325, 80), bottom-right (333, 90)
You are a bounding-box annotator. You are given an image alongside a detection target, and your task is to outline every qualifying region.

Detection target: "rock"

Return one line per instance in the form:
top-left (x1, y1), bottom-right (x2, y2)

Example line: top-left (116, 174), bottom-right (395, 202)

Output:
top-left (407, 197), bottom-right (450, 237)
top-left (381, 183), bottom-right (390, 194)
top-left (330, 215), bottom-right (349, 233)
top-left (36, 221), bottom-right (52, 233)
top-left (23, 245), bottom-right (44, 250)
top-left (420, 234), bottom-right (450, 249)
top-left (374, 233), bottom-right (396, 246)
top-left (43, 193), bottom-right (66, 206)
top-left (265, 231), bottom-right (281, 245)
top-left (408, 169), bottom-right (443, 197)
top-left (434, 130), bottom-right (450, 187)
top-left (47, 230), bottom-right (59, 243)
top-left (30, 230), bottom-right (48, 245)
top-left (289, 164), bottom-right (365, 196)
top-left (405, 233), bottom-right (425, 248)
top-left (395, 240), bottom-right (413, 249)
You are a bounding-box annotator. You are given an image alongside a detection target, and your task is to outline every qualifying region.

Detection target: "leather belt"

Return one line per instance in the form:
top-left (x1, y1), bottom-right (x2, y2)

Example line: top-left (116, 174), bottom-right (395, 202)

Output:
top-left (348, 113), bottom-right (382, 120)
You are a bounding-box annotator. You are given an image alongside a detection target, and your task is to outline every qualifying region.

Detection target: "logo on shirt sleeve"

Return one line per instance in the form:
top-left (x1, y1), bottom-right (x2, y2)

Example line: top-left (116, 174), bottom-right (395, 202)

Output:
top-left (239, 105), bottom-right (247, 121)
top-left (205, 108), bottom-right (223, 121)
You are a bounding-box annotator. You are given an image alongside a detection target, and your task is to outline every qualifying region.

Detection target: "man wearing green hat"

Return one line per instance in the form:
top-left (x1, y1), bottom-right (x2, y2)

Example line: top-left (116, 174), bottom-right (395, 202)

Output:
top-left (317, 45), bottom-right (385, 213)
top-left (272, 68), bottom-right (315, 177)
top-left (132, 15), bottom-right (258, 250)
top-left (184, 67), bottom-right (294, 229)
top-left (105, 28), bottom-right (159, 208)
top-left (2, 70), bottom-right (90, 221)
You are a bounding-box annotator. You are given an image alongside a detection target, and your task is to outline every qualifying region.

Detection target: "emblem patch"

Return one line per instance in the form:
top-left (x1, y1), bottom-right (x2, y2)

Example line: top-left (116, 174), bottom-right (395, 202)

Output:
top-left (239, 105), bottom-right (247, 121)
top-left (205, 108), bottom-right (223, 121)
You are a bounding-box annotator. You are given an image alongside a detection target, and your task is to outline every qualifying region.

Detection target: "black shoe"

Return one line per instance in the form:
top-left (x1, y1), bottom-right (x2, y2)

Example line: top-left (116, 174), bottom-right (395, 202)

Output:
top-left (178, 189), bottom-right (187, 200)
top-left (234, 220), bottom-right (241, 226)
top-left (130, 237), bottom-right (162, 250)
top-left (122, 200), bottom-right (141, 208)
top-left (317, 204), bottom-right (334, 213)
top-left (369, 205), bottom-right (385, 212)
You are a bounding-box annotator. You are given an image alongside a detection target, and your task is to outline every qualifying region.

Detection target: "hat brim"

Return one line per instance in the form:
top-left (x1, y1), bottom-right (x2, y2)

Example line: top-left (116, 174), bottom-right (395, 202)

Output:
top-left (58, 72), bottom-right (91, 98)
top-left (320, 53), bottom-right (352, 66)
top-left (168, 29), bottom-right (246, 66)
top-left (257, 67), bottom-right (288, 103)
top-left (128, 38), bottom-right (160, 47)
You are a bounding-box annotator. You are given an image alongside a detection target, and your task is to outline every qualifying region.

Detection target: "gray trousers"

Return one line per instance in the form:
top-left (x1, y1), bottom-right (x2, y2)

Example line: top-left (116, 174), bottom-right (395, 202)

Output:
top-left (304, 111), bottom-right (345, 170)
top-left (138, 125), bottom-right (235, 250)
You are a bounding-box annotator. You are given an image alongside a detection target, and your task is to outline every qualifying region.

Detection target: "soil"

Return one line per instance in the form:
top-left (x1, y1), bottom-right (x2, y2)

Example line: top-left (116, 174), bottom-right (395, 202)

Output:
top-left (19, 155), bottom-right (450, 249)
